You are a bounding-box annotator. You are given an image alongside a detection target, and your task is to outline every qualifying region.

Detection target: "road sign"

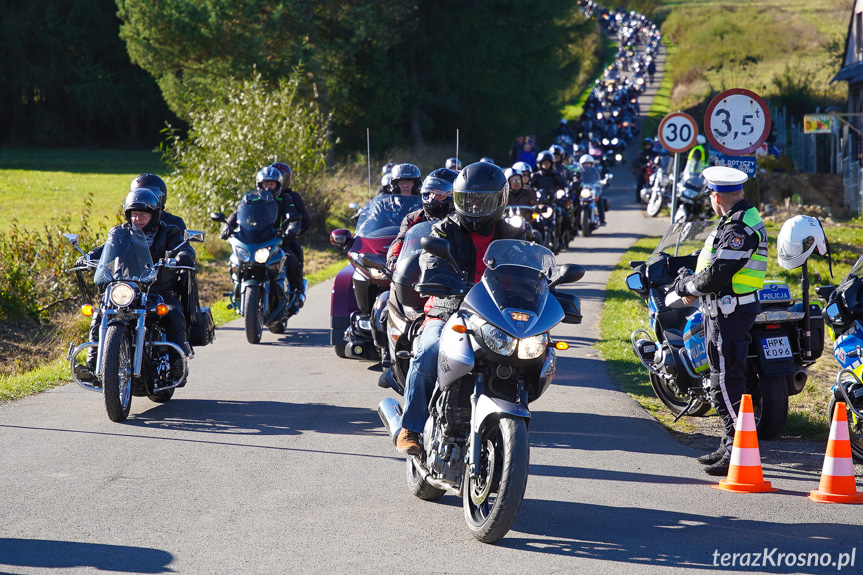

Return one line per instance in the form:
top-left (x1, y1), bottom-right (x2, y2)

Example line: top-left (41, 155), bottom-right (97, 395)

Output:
top-left (714, 154), bottom-right (757, 178)
top-left (804, 114), bottom-right (833, 134)
top-left (704, 88), bottom-right (771, 156)
top-left (657, 112), bottom-right (698, 153)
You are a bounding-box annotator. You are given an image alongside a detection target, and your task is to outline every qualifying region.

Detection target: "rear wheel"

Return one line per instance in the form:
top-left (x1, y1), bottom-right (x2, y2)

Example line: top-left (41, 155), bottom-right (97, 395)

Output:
top-left (649, 373), bottom-right (712, 416)
top-left (243, 285), bottom-right (263, 344)
top-left (406, 457), bottom-right (445, 501)
top-left (828, 395), bottom-right (863, 462)
top-left (749, 372), bottom-right (789, 440)
top-left (102, 324), bottom-right (133, 422)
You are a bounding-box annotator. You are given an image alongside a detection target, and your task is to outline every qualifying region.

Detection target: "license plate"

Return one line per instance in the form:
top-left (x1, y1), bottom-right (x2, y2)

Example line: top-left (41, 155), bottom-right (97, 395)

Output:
top-left (761, 336), bottom-right (791, 360)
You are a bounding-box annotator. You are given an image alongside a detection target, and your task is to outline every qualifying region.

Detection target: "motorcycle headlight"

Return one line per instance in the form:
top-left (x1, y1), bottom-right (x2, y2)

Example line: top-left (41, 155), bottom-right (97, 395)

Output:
top-left (556, 189), bottom-right (567, 199)
top-left (611, 138), bottom-right (619, 145)
top-left (109, 283), bottom-right (136, 307)
top-left (682, 187), bottom-right (698, 199)
top-left (254, 247), bottom-right (271, 264)
top-left (542, 206), bottom-right (554, 218)
top-left (602, 138), bottom-right (610, 146)
top-left (508, 215), bottom-right (524, 228)
top-left (615, 153), bottom-right (623, 161)
top-left (481, 324), bottom-right (517, 356)
top-left (518, 333), bottom-right (549, 359)
top-left (235, 246), bottom-right (251, 263)
top-left (581, 188), bottom-right (593, 199)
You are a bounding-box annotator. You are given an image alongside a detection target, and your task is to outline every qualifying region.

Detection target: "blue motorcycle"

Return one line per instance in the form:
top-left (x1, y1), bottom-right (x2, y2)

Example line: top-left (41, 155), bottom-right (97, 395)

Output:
top-left (211, 190), bottom-right (303, 344)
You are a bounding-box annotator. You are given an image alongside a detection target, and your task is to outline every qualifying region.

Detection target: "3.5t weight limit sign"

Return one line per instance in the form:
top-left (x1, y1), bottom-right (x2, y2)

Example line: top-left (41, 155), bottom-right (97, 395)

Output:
top-left (705, 88), bottom-right (771, 156)
top-left (657, 112), bottom-right (698, 154)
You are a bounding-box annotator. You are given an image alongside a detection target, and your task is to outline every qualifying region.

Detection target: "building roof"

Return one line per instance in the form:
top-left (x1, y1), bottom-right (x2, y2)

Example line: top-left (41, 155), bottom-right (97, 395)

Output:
top-left (833, 61), bottom-right (863, 84)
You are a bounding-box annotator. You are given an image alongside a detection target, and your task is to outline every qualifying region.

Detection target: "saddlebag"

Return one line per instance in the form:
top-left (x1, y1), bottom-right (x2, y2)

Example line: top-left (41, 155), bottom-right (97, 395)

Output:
top-left (189, 306), bottom-right (215, 347)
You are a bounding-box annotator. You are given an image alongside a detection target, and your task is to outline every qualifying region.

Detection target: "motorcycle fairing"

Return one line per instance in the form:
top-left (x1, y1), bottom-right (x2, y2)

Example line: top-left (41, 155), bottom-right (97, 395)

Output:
top-left (438, 314), bottom-right (474, 390)
top-left (682, 311), bottom-right (709, 373)
top-left (834, 321), bottom-right (863, 377)
top-left (472, 394), bottom-right (531, 434)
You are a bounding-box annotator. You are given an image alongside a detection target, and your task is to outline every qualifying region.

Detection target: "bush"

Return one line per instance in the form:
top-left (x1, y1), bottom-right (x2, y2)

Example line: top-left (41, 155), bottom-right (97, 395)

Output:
top-left (163, 70), bottom-right (332, 230)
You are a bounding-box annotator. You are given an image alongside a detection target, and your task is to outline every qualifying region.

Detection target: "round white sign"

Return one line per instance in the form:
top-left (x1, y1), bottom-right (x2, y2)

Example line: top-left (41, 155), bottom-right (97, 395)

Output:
top-left (704, 89), bottom-right (771, 156)
top-left (658, 112), bottom-right (698, 154)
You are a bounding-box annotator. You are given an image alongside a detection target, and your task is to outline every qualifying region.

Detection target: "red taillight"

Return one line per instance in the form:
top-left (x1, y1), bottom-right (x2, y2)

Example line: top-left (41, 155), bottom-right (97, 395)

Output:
top-left (765, 324), bottom-right (781, 330)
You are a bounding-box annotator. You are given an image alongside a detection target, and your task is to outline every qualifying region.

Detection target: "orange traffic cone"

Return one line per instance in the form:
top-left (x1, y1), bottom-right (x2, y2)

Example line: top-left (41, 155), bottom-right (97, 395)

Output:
top-left (714, 394), bottom-right (778, 493)
top-left (809, 402), bottom-right (863, 504)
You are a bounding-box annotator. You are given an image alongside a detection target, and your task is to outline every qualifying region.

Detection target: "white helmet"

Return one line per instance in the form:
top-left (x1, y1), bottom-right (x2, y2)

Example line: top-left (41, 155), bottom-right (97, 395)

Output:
top-left (696, 134), bottom-right (707, 145)
top-left (579, 154), bottom-right (594, 168)
top-left (777, 215), bottom-right (828, 270)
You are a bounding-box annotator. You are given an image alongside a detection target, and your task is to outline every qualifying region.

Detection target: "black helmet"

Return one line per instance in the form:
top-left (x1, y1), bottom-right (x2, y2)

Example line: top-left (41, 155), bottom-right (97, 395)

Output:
top-left (123, 187), bottom-right (162, 232)
top-left (445, 157), bottom-right (462, 171)
top-left (420, 173), bottom-right (454, 219)
top-left (536, 150), bottom-right (554, 169)
top-left (391, 163), bottom-right (422, 194)
top-left (643, 137), bottom-right (654, 149)
top-left (452, 162), bottom-right (509, 234)
top-left (381, 161), bottom-right (395, 176)
top-left (479, 157), bottom-right (495, 164)
top-left (550, 145), bottom-right (566, 163)
top-left (131, 174), bottom-right (167, 209)
top-left (270, 162), bottom-right (293, 188)
top-left (256, 166), bottom-right (283, 198)
top-left (428, 167), bottom-right (458, 183)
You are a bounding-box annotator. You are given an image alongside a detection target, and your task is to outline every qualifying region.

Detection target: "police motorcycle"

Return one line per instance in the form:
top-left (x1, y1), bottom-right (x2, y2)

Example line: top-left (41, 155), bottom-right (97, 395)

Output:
top-left (626, 220), bottom-right (821, 439)
top-left (579, 171), bottom-right (612, 237)
top-left (210, 190), bottom-right (303, 344)
top-left (377, 238), bottom-right (585, 543)
top-left (65, 226), bottom-right (204, 422)
top-left (673, 172), bottom-right (710, 223)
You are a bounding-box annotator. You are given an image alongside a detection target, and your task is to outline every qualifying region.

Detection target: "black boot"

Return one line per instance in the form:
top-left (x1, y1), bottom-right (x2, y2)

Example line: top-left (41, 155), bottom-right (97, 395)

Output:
top-left (703, 456), bottom-right (731, 477)
top-left (696, 447), bottom-right (725, 465)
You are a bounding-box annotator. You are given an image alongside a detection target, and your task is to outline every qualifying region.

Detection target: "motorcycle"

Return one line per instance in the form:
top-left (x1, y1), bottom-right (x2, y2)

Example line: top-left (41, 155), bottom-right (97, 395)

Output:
top-left (625, 221), bottom-right (821, 438)
top-left (818, 256), bottom-right (863, 460)
top-left (579, 173), bottom-right (611, 237)
top-left (210, 190), bottom-right (303, 344)
top-left (330, 193), bottom-right (423, 360)
top-left (504, 205), bottom-right (544, 246)
top-left (65, 226), bottom-right (204, 422)
top-left (644, 154), bottom-right (673, 217)
top-left (673, 173), bottom-right (709, 223)
top-left (377, 238), bottom-right (585, 543)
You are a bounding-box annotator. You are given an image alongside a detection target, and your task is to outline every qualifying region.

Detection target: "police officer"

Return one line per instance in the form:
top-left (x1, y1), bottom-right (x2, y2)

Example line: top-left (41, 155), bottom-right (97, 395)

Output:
top-left (673, 166), bottom-right (767, 476)
top-left (683, 134), bottom-right (709, 180)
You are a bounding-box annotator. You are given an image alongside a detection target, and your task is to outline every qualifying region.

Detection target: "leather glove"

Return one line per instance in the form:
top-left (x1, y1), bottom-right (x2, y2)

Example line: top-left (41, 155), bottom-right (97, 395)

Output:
top-left (177, 253), bottom-right (195, 267)
top-left (673, 267), bottom-right (693, 297)
top-left (75, 255), bottom-right (88, 267)
top-left (219, 223), bottom-right (232, 240)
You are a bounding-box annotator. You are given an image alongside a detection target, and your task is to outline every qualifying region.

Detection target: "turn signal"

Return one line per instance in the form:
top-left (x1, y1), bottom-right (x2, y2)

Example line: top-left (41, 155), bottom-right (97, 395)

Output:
top-left (81, 304), bottom-right (94, 317)
top-left (554, 341), bottom-right (570, 350)
top-left (452, 324), bottom-right (467, 334)
top-left (156, 304), bottom-right (169, 316)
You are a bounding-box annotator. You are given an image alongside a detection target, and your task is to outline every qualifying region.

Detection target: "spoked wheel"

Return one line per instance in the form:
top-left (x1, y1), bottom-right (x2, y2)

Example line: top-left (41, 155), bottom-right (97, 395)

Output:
top-left (649, 373), bottom-right (711, 416)
top-left (102, 324), bottom-right (133, 422)
top-left (829, 394), bottom-right (863, 462)
top-left (646, 190), bottom-right (663, 217)
top-left (463, 416), bottom-right (529, 544)
top-left (406, 456), bottom-right (445, 501)
top-left (243, 285), bottom-right (263, 344)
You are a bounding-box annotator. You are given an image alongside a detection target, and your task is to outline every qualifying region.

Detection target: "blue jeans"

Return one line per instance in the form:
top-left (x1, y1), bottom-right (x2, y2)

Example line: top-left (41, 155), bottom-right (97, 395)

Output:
top-left (402, 319), bottom-right (444, 433)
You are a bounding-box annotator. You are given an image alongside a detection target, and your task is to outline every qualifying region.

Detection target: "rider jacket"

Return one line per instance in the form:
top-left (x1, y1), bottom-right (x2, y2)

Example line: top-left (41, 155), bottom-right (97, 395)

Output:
top-left (421, 215), bottom-right (527, 321)
top-left (507, 187), bottom-right (537, 207)
top-left (530, 169), bottom-right (566, 194)
top-left (386, 208), bottom-right (435, 271)
top-left (226, 190), bottom-right (309, 237)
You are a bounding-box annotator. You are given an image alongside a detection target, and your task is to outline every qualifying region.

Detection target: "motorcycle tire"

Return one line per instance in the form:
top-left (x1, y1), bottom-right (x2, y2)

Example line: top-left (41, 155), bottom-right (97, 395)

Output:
top-left (148, 389), bottom-right (175, 403)
top-left (749, 371), bottom-right (789, 440)
top-left (646, 192), bottom-right (663, 217)
top-left (334, 344), bottom-right (346, 358)
top-left (649, 373), bottom-right (711, 416)
top-left (243, 285), bottom-right (264, 344)
top-left (102, 324), bottom-right (133, 422)
top-left (581, 209), bottom-right (592, 237)
top-left (406, 457), bottom-right (445, 501)
top-left (463, 416), bottom-right (529, 544)
top-left (828, 395), bottom-right (863, 462)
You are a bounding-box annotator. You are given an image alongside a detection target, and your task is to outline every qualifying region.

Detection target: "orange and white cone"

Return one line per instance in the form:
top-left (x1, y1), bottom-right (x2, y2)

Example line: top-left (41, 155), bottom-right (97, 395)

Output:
top-left (809, 402), bottom-right (863, 504)
top-left (714, 394), bottom-right (778, 493)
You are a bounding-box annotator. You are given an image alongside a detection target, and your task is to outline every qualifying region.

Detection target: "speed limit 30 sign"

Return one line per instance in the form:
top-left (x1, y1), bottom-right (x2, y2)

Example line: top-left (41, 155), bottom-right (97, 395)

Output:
top-left (658, 112), bottom-right (698, 154)
top-left (705, 88), bottom-right (771, 156)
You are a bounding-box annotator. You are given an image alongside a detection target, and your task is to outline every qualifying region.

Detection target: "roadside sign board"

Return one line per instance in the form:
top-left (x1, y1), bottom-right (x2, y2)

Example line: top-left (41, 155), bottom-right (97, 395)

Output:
top-left (803, 114), bottom-right (833, 134)
top-left (657, 112), bottom-right (698, 154)
top-left (714, 154), bottom-right (757, 178)
top-left (704, 88), bottom-right (771, 156)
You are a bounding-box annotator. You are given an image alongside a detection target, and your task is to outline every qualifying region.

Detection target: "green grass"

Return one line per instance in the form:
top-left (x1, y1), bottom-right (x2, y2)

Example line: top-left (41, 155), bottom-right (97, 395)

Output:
top-left (0, 148), bottom-right (164, 231)
top-left (0, 359), bottom-right (72, 402)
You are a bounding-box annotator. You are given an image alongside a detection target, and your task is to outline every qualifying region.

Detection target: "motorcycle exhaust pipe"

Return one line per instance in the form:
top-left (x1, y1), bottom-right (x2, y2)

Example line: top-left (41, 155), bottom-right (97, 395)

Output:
top-left (378, 398), bottom-right (403, 444)
top-left (790, 368), bottom-right (808, 395)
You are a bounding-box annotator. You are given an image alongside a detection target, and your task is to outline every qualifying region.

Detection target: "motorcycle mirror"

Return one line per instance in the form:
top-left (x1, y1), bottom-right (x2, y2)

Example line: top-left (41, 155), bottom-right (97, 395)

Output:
top-left (421, 237), bottom-right (451, 260)
top-left (63, 233), bottom-right (80, 245)
top-left (625, 273), bottom-right (644, 291)
top-left (210, 212), bottom-right (226, 223)
top-left (816, 285), bottom-right (837, 300)
top-left (825, 302), bottom-right (845, 325)
top-left (551, 264), bottom-right (586, 287)
top-left (184, 230), bottom-right (205, 243)
top-left (330, 229), bottom-right (352, 247)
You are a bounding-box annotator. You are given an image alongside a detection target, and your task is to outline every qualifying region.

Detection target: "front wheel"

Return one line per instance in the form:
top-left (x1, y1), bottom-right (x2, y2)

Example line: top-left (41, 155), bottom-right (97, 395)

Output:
top-left (463, 416), bottom-right (529, 544)
top-left (828, 396), bottom-right (863, 462)
top-left (102, 324), bottom-right (133, 422)
top-left (646, 190), bottom-right (663, 217)
top-left (581, 207), bottom-right (592, 237)
top-left (243, 285), bottom-right (263, 344)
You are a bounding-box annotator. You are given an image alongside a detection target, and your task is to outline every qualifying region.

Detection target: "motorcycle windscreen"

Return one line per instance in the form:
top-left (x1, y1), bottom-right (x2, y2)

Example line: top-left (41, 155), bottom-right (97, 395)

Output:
top-left (355, 195), bottom-right (422, 239)
top-left (580, 166), bottom-right (602, 185)
top-left (650, 220), bottom-right (717, 260)
top-left (94, 226), bottom-right (156, 288)
top-left (235, 190), bottom-right (279, 245)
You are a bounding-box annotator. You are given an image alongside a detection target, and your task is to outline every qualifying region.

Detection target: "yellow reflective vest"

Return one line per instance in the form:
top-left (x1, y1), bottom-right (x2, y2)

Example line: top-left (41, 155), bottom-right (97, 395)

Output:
top-left (695, 206), bottom-right (767, 294)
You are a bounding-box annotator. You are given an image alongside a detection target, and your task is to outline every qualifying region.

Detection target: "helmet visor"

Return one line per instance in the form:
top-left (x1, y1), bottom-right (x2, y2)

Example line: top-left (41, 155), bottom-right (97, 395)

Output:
top-left (454, 189), bottom-right (504, 219)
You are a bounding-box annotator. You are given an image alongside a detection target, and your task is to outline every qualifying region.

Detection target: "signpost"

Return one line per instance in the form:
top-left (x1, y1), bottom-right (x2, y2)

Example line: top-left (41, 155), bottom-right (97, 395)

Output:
top-left (704, 88), bottom-right (772, 156)
top-left (714, 154), bottom-right (757, 178)
top-left (657, 112), bottom-right (698, 221)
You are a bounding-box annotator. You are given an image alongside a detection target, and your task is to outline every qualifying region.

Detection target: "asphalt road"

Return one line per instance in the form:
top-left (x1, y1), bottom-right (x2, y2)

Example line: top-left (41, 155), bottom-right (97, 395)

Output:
top-left (3, 52), bottom-right (863, 575)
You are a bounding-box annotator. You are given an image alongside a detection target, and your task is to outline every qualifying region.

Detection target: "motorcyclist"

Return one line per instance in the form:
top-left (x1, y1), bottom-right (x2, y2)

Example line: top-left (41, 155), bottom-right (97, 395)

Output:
top-left (390, 163), bottom-right (422, 196)
top-left (222, 166), bottom-right (307, 311)
top-left (505, 167), bottom-right (536, 207)
top-left (579, 154), bottom-right (606, 226)
top-left (683, 134), bottom-right (709, 180)
top-left (633, 138), bottom-right (655, 202)
top-left (549, 144), bottom-right (571, 186)
top-left (131, 174), bottom-right (186, 231)
top-left (386, 168), bottom-right (457, 271)
top-left (445, 158), bottom-right (462, 172)
top-left (530, 150), bottom-right (570, 238)
top-left (396, 162), bottom-right (527, 454)
top-left (376, 173), bottom-right (393, 196)
top-left (74, 188), bottom-right (194, 384)
top-left (554, 118), bottom-right (574, 139)
top-left (270, 162), bottom-right (312, 312)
